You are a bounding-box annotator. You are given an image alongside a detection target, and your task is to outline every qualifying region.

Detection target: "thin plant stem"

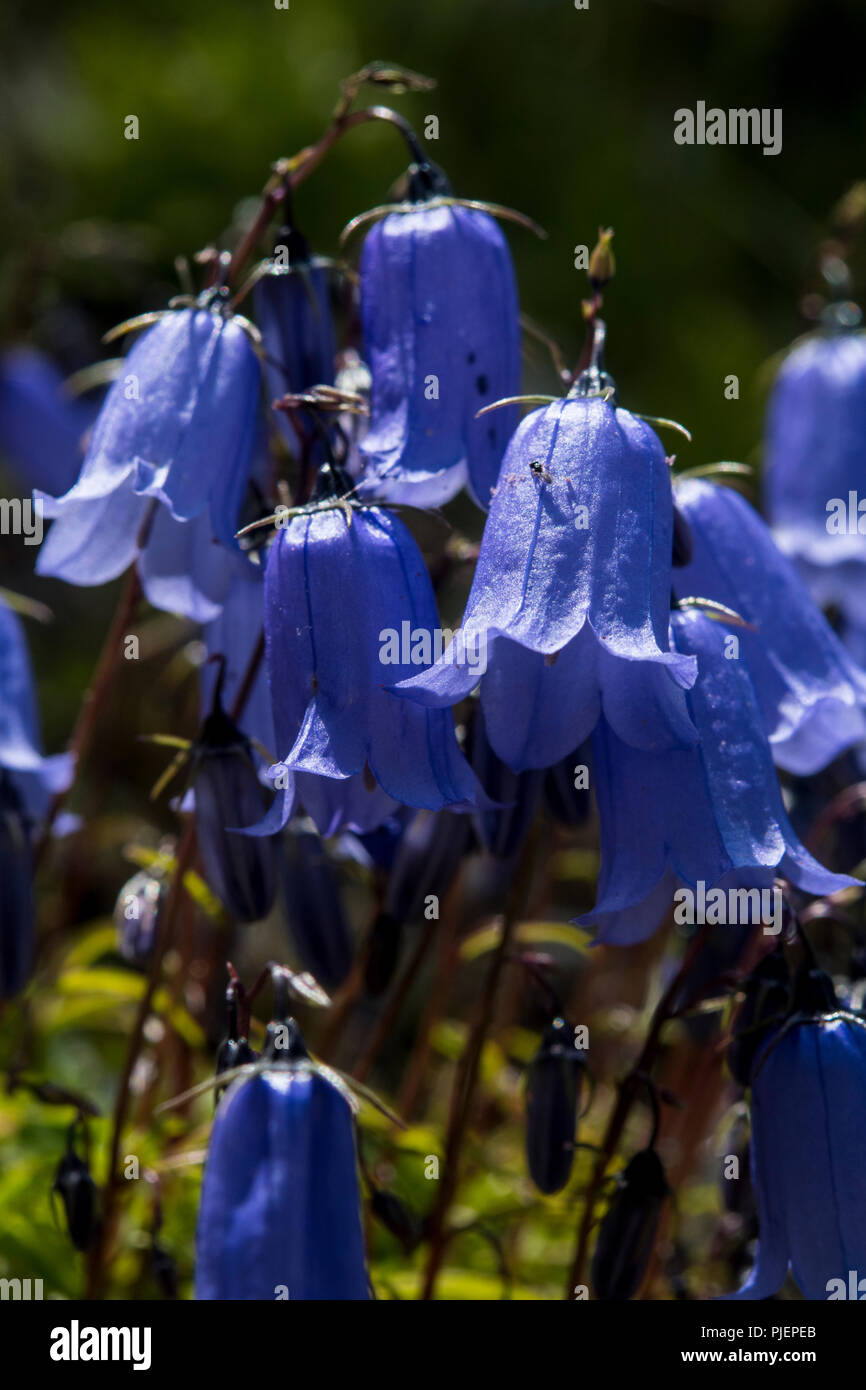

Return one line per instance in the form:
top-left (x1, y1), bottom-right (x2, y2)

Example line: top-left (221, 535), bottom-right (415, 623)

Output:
top-left (397, 869), bottom-right (465, 1119)
top-left (420, 830), bottom-right (537, 1300)
top-left (84, 630), bottom-right (266, 1298)
top-left (227, 106), bottom-right (424, 286)
top-left (563, 921), bottom-right (722, 1299)
top-left (352, 923), bottom-right (438, 1085)
top-left (34, 567), bottom-right (143, 868)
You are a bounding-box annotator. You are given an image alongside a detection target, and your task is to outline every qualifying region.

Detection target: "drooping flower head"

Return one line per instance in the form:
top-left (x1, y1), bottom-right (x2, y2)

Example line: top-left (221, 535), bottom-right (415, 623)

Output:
top-left (763, 328), bottom-right (866, 625)
top-left (37, 303), bottom-right (261, 621)
top-left (581, 608), bottom-right (857, 945)
top-left (0, 598), bottom-right (73, 995)
top-left (357, 162), bottom-right (521, 508)
top-left (470, 704), bottom-right (543, 860)
top-left (196, 1012), bottom-right (368, 1301)
top-left (253, 226), bottom-right (337, 455)
top-left (191, 665), bottom-right (279, 924)
top-left (280, 825), bottom-right (354, 991)
top-left (0, 347), bottom-right (97, 497)
top-left (395, 392), bottom-right (698, 771)
top-left (727, 970), bottom-right (866, 1300)
top-left (673, 477), bottom-right (866, 773)
top-left (258, 463), bottom-right (489, 835)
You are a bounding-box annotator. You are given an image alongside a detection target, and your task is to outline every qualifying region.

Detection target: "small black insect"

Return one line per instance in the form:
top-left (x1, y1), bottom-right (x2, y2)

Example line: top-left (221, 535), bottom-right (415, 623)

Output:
top-left (529, 459), bottom-right (553, 483)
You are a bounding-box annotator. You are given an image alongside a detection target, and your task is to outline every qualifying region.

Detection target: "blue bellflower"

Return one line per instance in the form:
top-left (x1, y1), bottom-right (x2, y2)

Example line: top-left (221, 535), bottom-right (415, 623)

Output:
top-left (395, 396), bottom-right (697, 771)
top-left (201, 556), bottom-right (274, 754)
top-left (254, 246), bottom-right (336, 454)
top-left (195, 1062), bottom-right (368, 1300)
top-left (673, 478), bottom-right (866, 774)
top-left (581, 609), bottom-right (856, 945)
top-left (763, 329), bottom-right (866, 626)
top-left (0, 599), bottom-right (73, 994)
top-left (358, 199), bottom-right (520, 508)
top-left (729, 1011), bottom-right (866, 1300)
top-left (36, 307), bottom-right (260, 621)
top-left (192, 682), bottom-right (279, 924)
top-left (0, 347), bottom-right (96, 497)
top-left (257, 487), bottom-right (489, 835)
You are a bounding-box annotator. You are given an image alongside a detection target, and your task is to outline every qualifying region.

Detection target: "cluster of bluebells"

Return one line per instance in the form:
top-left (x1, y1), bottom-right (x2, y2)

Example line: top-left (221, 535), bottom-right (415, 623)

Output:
top-left (3, 85), bottom-right (866, 1304)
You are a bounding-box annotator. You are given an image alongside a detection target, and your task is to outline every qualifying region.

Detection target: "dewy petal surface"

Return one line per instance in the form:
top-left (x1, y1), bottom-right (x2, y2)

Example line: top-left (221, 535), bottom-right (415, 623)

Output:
top-left (359, 203), bottom-right (520, 508)
top-left (395, 396), bottom-right (696, 764)
top-left (729, 1016), bottom-right (866, 1299)
top-left (195, 1069), bottom-right (368, 1300)
top-left (263, 503), bottom-right (487, 826)
top-left (582, 608), bottom-right (857, 944)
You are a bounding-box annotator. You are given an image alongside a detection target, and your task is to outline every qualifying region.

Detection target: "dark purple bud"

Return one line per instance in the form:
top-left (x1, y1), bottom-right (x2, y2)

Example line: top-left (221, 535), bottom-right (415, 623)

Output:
top-left (150, 1241), bottom-right (179, 1299)
top-left (471, 707), bottom-right (542, 860)
top-left (369, 1187), bottom-right (424, 1252)
top-left (253, 239), bottom-right (337, 454)
top-left (364, 912), bottom-right (402, 997)
top-left (384, 809), bottom-right (473, 927)
top-left (727, 951), bottom-right (792, 1087)
top-left (53, 1136), bottom-right (101, 1253)
top-left (542, 746), bottom-right (592, 827)
top-left (114, 869), bottom-right (164, 965)
top-left (591, 1147), bottom-right (669, 1300)
top-left (671, 502), bottom-right (693, 568)
top-left (525, 1018), bottom-right (585, 1195)
top-left (281, 828), bottom-right (354, 990)
top-left (193, 703), bottom-right (279, 923)
top-left (0, 775), bottom-right (34, 999)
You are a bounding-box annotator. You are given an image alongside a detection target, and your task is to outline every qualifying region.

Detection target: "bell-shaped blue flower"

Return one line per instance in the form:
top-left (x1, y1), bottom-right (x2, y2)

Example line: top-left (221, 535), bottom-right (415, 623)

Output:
top-left (358, 199), bottom-right (520, 508)
top-left (763, 329), bottom-right (866, 626)
top-left (728, 1010), bottom-right (866, 1300)
top-left (0, 599), bottom-right (73, 994)
top-left (254, 243), bottom-right (336, 454)
top-left (0, 598), bottom-right (72, 824)
top-left (201, 556), bottom-right (274, 753)
top-left (36, 306), bottom-right (260, 621)
top-left (192, 680), bottom-right (279, 924)
top-left (0, 347), bottom-right (96, 497)
top-left (258, 480), bottom-right (489, 834)
top-left (394, 395), bottom-right (697, 770)
top-left (0, 774), bottom-right (35, 998)
top-left (383, 807), bottom-right (472, 926)
top-left (195, 1059), bottom-right (369, 1300)
top-left (673, 478), bottom-right (866, 774)
top-left (581, 608), bottom-right (856, 945)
